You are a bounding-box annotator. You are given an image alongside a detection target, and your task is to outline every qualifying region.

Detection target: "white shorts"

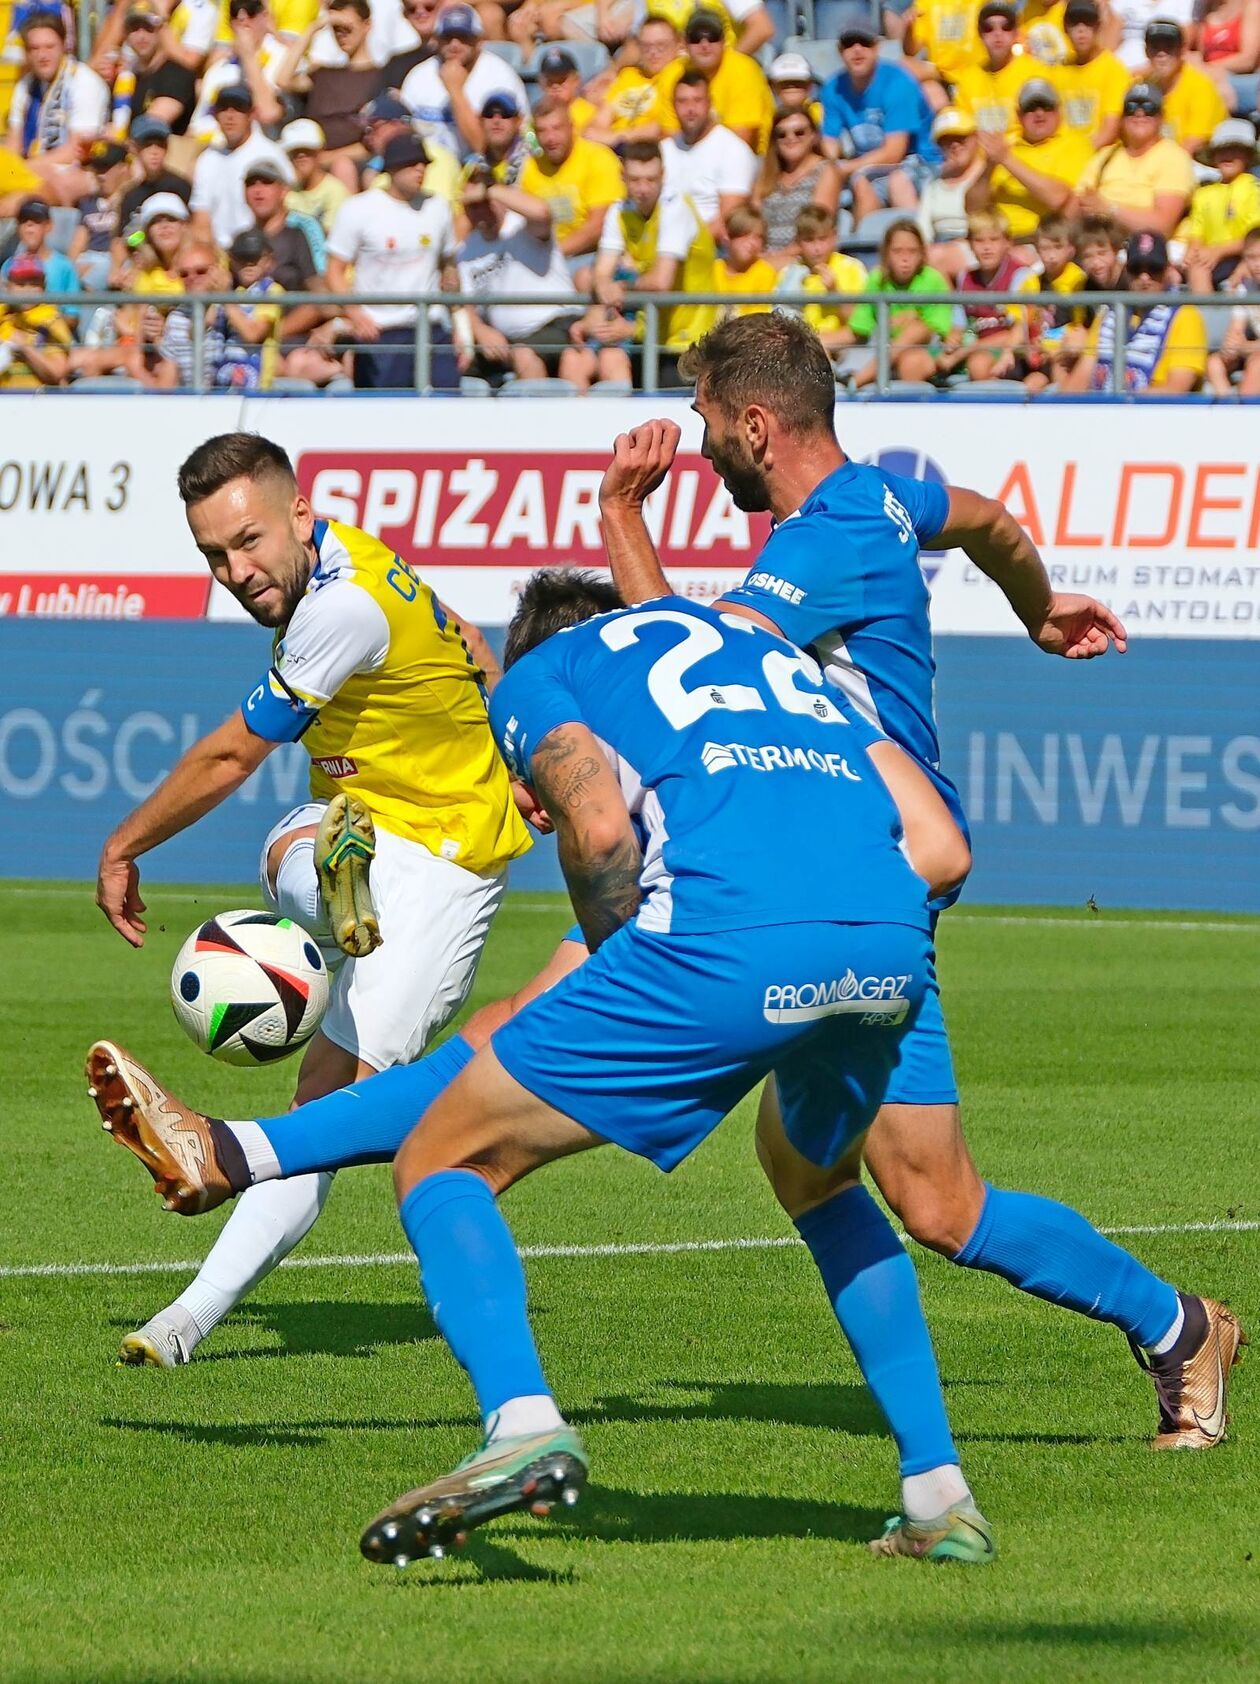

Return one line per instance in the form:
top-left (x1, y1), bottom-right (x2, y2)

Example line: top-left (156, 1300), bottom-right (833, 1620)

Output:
top-left (259, 803), bottom-right (505, 1071)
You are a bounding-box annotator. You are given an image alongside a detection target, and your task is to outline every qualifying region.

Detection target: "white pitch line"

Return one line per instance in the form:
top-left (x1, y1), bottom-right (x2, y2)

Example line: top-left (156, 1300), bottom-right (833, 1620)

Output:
top-left (2, 1221), bottom-right (1256, 1282)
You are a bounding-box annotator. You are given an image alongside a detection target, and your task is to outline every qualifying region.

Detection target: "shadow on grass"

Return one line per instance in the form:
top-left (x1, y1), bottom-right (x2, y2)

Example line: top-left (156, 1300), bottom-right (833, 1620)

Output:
top-left (100, 1414), bottom-right (470, 1447)
top-left (108, 1300), bottom-right (437, 1361)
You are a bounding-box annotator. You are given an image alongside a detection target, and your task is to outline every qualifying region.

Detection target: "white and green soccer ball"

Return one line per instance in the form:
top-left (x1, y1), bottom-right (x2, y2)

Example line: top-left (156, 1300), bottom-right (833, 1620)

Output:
top-left (170, 910), bottom-right (329, 1066)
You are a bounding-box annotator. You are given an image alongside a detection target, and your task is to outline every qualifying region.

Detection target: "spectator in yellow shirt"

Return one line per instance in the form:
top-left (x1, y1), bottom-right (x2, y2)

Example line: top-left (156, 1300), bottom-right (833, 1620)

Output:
top-left (1016, 209), bottom-right (1088, 388)
top-left (644, 0), bottom-right (775, 56)
top-left (1071, 81), bottom-right (1195, 235)
top-left (519, 97), bottom-right (626, 257)
top-left (710, 202), bottom-right (777, 311)
top-left (281, 119), bottom-right (350, 232)
top-left (0, 253), bottom-right (71, 386)
top-left (1140, 18), bottom-right (1228, 153)
top-left (1182, 117), bottom-right (1260, 290)
top-left (1065, 229), bottom-right (1207, 391)
top-left (1051, 0), bottom-right (1129, 145)
top-left (683, 8), bottom-right (775, 153)
top-left (536, 46), bottom-right (599, 135)
top-left (967, 75), bottom-right (1093, 239)
top-left (903, 0), bottom-right (982, 109)
top-left (585, 17), bottom-right (685, 145)
top-left (953, 0), bottom-right (1041, 135)
top-left (777, 200), bottom-right (868, 357)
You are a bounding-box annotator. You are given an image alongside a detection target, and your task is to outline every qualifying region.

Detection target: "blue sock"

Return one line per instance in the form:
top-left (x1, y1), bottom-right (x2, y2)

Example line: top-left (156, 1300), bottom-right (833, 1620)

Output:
top-left (399, 1169), bottom-right (549, 1419)
top-left (796, 1185), bottom-right (959, 1477)
top-left (954, 1184), bottom-right (1178, 1348)
top-left (257, 1034), bottom-right (475, 1177)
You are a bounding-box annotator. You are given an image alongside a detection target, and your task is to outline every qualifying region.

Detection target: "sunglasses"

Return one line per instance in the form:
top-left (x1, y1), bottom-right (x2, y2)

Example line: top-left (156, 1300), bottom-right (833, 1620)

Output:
top-left (775, 122), bottom-right (812, 137)
top-left (1022, 99), bottom-right (1057, 113)
top-left (688, 29), bottom-right (722, 42)
top-left (1127, 259), bottom-right (1165, 276)
top-left (1124, 99), bottom-right (1160, 115)
top-left (979, 18), bottom-right (1014, 32)
top-left (177, 265), bottom-right (212, 278)
top-left (839, 31), bottom-right (873, 46)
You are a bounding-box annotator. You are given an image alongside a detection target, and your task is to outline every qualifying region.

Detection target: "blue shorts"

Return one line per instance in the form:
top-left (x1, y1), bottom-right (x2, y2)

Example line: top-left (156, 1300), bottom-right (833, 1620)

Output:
top-left (494, 919), bottom-right (931, 1172)
top-left (558, 922), bottom-right (957, 1111)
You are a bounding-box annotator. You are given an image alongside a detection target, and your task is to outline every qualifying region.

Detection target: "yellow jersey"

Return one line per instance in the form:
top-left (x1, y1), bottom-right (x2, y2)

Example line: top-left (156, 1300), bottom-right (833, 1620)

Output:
top-left (613, 188), bottom-right (716, 351)
top-left (953, 54), bottom-right (1040, 136)
top-left (259, 520), bottom-right (530, 874)
top-left (287, 173), bottom-right (352, 233)
top-left (597, 59), bottom-right (686, 134)
top-left (798, 252), bottom-right (868, 335)
top-left (1017, 259), bottom-right (1088, 340)
top-left (712, 254), bottom-right (777, 313)
top-left (911, 0), bottom-right (981, 82)
top-left (704, 48), bottom-right (775, 152)
top-left (0, 302), bottom-right (72, 386)
top-left (520, 136), bottom-right (626, 243)
top-left (989, 128), bottom-right (1093, 236)
top-left (1157, 64), bottom-right (1228, 150)
top-left (1051, 49), bottom-right (1129, 138)
top-left (1183, 172), bottom-right (1260, 247)
top-left (647, 0), bottom-right (745, 46)
top-left (1076, 135), bottom-right (1195, 209)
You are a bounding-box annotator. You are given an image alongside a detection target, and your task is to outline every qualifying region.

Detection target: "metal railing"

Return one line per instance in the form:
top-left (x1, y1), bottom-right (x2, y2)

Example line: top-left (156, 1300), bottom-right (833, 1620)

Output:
top-left (3, 287), bottom-right (1235, 397)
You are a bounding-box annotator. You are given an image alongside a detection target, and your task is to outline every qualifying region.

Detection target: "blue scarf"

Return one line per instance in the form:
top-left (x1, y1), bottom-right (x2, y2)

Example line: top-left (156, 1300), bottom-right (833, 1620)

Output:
top-left (1092, 302), bottom-right (1175, 392)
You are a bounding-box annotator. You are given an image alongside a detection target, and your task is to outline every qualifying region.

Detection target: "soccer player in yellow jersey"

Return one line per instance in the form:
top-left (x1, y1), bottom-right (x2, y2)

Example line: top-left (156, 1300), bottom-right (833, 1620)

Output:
top-left (953, 0), bottom-right (1040, 134)
top-left (95, 432), bottom-right (531, 1366)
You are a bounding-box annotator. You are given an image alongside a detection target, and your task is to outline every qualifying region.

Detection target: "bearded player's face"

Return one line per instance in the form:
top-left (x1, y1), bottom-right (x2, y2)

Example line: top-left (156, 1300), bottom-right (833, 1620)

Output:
top-left (187, 473), bottom-right (315, 628)
top-left (694, 385), bottom-right (772, 513)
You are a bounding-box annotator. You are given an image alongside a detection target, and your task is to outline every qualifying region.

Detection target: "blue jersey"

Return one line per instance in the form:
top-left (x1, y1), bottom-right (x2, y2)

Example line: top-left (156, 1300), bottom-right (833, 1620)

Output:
top-left (490, 597), bottom-right (929, 937)
top-left (819, 63), bottom-right (941, 166)
top-left (722, 460), bottom-right (964, 836)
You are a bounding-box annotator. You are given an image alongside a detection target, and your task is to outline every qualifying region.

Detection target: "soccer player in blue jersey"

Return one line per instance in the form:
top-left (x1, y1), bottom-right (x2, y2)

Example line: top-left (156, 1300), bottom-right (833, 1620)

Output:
top-left (89, 568), bottom-right (999, 1566)
top-left (599, 312), bottom-right (1243, 1458)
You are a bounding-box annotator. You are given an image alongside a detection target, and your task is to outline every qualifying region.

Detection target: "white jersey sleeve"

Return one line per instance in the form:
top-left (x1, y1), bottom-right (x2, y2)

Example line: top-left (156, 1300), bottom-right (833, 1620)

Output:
top-left (274, 578), bottom-right (391, 706)
top-left (598, 202), bottom-right (627, 255)
top-left (656, 190), bottom-right (699, 261)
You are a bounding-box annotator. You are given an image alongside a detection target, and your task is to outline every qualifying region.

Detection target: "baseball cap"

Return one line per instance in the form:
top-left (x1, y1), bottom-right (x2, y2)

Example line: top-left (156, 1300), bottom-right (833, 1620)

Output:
top-left (124, 6), bottom-right (161, 27)
top-left (212, 82), bottom-right (254, 111)
top-left (1208, 116), bottom-right (1259, 151)
top-left (16, 196), bottom-right (51, 222)
top-left (243, 158), bottom-right (287, 184)
top-left (436, 3), bottom-right (482, 35)
top-left (130, 113), bottom-right (170, 143)
top-left (538, 45), bottom-right (577, 75)
top-left (1018, 75), bottom-right (1060, 109)
top-left (1126, 230), bottom-right (1168, 270)
top-left (88, 139), bottom-right (129, 170)
top-left (1143, 17), bottom-right (1183, 49)
top-left (361, 91), bottom-right (410, 123)
top-left (685, 7), bottom-right (725, 37)
top-left (481, 91), bottom-right (521, 117)
top-left (932, 106), bottom-right (976, 139)
top-left (281, 117), bottom-right (326, 151)
top-left (7, 254), bottom-right (45, 283)
top-left (769, 51), bottom-right (813, 82)
top-left (1123, 79), bottom-right (1163, 113)
top-left (138, 191), bottom-right (190, 226)
top-left (978, 0), bottom-right (1019, 24)
top-left (381, 132), bottom-right (430, 172)
top-left (228, 229), bottom-right (272, 265)
top-left (838, 22), bottom-right (878, 43)
top-left (1063, 0), bottom-right (1100, 22)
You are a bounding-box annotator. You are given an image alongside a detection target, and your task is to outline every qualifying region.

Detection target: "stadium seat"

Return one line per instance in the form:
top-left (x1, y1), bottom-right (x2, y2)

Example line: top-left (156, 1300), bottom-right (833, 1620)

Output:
top-left (881, 380), bottom-right (939, 395)
top-left (785, 35), bottom-right (840, 80)
top-left (851, 207), bottom-right (908, 244)
top-left (485, 40), bottom-right (525, 72)
top-left (811, 0), bottom-right (882, 42)
top-left (526, 40), bottom-right (609, 80)
top-left (64, 375), bottom-right (146, 392)
top-left (459, 375), bottom-right (493, 395)
top-left (956, 380), bottom-right (1029, 397)
top-left (498, 378), bottom-right (582, 397)
top-left (266, 376), bottom-right (319, 393)
top-left (877, 36), bottom-right (905, 59)
top-left (590, 378), bottom-right (633, 393)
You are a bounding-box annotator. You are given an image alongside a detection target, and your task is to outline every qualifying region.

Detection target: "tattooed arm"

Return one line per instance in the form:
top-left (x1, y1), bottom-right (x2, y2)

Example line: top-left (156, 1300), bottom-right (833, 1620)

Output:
top-left (530, 722), bottom-right (642, 951)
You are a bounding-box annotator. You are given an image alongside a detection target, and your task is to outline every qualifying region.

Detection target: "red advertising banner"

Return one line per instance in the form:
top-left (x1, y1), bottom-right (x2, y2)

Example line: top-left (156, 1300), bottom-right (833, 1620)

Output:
top-left (0, 574), bottom-right (211, 620)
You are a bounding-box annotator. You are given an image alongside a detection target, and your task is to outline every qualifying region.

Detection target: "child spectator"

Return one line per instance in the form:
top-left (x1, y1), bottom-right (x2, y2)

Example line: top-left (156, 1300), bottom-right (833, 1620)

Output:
top-left (710, 203), bottom-right (776, 315)
top-left (1017, 210), bottom-right (1088, 389)
top-left (1207, 224), bottom-right (1260, 395)
top-left (777, 201), bottom-right (867, 359)
top-left (1, 196), bottom-right (79, 297)
top-left (72, 139), bottom-right (129, 288)
top-left (0, 253), bottom-right (71, 385)
top-left (1065, 230), bottom-right (1208, 393)
top-left (1076, 211), bottom-right (1126, 311)
top-left (1181, 119), bottom-right (1260, 293)
top-left (214, 228), bottom-right (285, 389)
top-left (281, 118), bottom-right (350, 232)
top-left (121, 191), bottom-right (190, 293)
top-left (935, 208), bottom-right (1031, 380)
top-left (849, 216), bottom-right (953, 386)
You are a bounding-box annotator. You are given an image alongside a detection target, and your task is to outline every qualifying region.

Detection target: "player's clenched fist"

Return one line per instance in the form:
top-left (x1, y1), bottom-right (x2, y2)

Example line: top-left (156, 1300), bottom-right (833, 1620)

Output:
top-left (599, 419), bottom-right (681, 511)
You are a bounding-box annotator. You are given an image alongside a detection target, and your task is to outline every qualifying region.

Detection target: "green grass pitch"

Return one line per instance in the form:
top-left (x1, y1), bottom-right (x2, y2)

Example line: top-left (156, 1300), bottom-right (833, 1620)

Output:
top-left (2, 883), bottom-right (1257, 1684)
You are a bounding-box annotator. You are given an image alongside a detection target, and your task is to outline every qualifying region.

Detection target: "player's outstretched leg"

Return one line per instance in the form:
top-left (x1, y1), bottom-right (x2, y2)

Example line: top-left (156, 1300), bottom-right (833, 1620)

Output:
top-left (316, 793), bottom-right (380, 959)
top-left (86, 1042), bottom-right (235, 1214)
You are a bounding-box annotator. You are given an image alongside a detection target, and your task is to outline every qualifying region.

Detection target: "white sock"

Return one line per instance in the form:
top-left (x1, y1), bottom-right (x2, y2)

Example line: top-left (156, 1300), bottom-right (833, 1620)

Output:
top-left (172, 1173), bottom-right (334, 1339)
top-left (224, 1119), bottom-right (282, 1185)
top-left (485, 1395), bottom-right (566, 1442)
top-left (1145, 1299), bottom-right (1185, 1357)
top-left (901, 1464), bottom-right (972, 1523)
top-left (271, 834), bottom-right (342, 970)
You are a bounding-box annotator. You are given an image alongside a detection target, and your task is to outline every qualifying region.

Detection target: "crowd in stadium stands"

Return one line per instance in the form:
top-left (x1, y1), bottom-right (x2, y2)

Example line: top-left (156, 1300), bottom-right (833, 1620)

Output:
top-left (0, 0), bottom-right (1257, 391)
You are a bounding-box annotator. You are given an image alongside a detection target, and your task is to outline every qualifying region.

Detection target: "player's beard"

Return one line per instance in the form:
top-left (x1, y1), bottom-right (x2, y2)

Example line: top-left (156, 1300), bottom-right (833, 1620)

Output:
top-left (239, 539), bottom-right (313, 628)
top-left (706, 434), bottom-right (771, 513)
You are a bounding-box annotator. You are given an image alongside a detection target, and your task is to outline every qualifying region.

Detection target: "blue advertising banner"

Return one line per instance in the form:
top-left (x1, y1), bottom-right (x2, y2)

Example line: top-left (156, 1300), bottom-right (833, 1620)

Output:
top-left (1, 624), bottom-right (1256, 911)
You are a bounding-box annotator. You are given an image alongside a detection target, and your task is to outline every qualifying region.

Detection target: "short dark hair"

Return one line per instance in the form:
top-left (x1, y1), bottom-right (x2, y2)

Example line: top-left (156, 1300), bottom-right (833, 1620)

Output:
top-left (1035, 211), bottom-right (1074, 244)
top-left (1244, 224), bottom-right (1260, 250)
top-left (621, 139), bottom-right (663, 165)
top-left (503, 568), bottom-right (624, 669)
top-left (21, 8), bottom-right (66, 41)
top-left (177, 432), bottom-right (296, 505)
top-left (678, 313), bottom-right (836, 437)
top-left (676, 67), bottom-right (709, 90)
top-left (1077, 212), bottom-right (1125, 251)
top-left (329, 0), bottom-right (371, 14)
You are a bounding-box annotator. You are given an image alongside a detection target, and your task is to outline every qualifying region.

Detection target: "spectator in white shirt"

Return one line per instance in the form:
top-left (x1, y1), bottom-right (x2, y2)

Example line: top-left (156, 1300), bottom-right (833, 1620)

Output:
top-left (325, 131), bottom-right (463, 388)
top-left (7, 9), bottom-right (109, 205)
top-left (661, 69), bottom-right (757, 241)
top-left (457, 165), bottom-right (597, 388)
top-left (190, 0), bottom-right (287, 145)
top-left (189, 82), bottom-right (294, 247)
top-left (1106, 0), bottom-right (1196, 67)
top-left (400, 3), bottom-right (528, 160)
